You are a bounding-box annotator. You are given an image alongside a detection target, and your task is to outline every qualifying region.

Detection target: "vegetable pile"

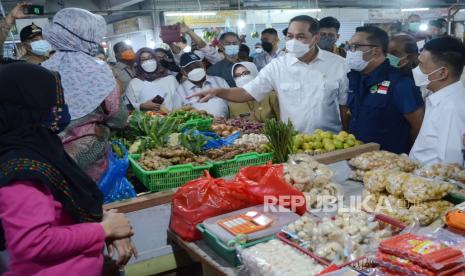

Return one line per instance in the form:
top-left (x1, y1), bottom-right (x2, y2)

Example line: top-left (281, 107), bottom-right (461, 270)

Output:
top-left (214, 117), bottom-right (264, 134)
top-left (204, 145), bottom-right (258, 161)
top-left (233, 133), bottom-right (269, 147)
top-left (263, 119), bottom-right (295, 163)
top-left (211, 123), bottom-right (240, 137)
top-left (293, 130), bottom-right (363, 154)
top-left (139, 146), bottom-right (208, 171)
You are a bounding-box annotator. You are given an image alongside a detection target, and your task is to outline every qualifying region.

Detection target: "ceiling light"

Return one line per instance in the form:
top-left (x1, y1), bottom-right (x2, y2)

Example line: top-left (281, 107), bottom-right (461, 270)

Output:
top-left (164, 11), bottom-right (217, 17)
top-left (419, 23), bottom-right (428, 31)
top-left (401, 8), bottom-right (430, 12)
top-left (124, 39), bottom-right (132, 45)
top-left (284, 9), bottom-right (321, 13)
top-left (237, 19), bottom-right (246, 29)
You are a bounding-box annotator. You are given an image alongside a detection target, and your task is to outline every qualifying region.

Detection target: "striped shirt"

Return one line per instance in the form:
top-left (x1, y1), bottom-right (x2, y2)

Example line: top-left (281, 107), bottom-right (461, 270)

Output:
top-left (173, 75), bottom-right (230, 118)
top-left (253, 48), bottom-right (285, 71)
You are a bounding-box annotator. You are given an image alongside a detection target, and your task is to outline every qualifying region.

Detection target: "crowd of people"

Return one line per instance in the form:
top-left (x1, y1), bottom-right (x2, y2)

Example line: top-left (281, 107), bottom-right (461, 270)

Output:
top-left (0, 2), bottom-right (465, 274)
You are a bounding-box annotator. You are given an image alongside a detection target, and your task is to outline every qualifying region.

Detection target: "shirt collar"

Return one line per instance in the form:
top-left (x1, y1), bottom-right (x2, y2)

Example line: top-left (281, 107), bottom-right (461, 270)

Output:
top-left (363, 59), bottom-right (390, 86)
top-left (186, 76), bottom-right (213, 90)
top-left (427, 81), bottom-right (464, 107)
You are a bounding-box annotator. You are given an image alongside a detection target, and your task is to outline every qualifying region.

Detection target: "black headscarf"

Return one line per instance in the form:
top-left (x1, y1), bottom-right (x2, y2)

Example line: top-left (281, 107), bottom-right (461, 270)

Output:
top-left (134, 47), bottom-right (170, 82)
top-left (0, 63), bottom-right (103, 249)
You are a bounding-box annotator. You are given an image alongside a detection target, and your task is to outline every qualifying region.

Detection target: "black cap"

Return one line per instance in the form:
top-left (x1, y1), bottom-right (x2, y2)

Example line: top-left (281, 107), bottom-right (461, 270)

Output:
top-left (180, 52), bottom-right (201, 68)
top-left (20, 23), bottom-right (42, 42)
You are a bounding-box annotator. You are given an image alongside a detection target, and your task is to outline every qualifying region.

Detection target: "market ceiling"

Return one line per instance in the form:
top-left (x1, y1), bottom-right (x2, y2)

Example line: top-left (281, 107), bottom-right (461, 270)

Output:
top-left (0, 0), bottom-right (461, 20)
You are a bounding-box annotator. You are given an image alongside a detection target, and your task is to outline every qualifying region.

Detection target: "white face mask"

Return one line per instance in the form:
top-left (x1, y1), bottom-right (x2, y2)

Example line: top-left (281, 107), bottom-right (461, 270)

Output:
top-left (346, 48), bottom-right (374, 72)
top-left (141, 59), bottom-right (157, 72)
top-left (30, 40), bottom-right (52, 56)
top-left (255, 48), bottom-right (264, 54)
top-left (412, 66), bottom-right (444, 88)
top-left (234, 75), bottom-right (254, 88)
top-left (285, 39), bottom-right (312, 58)
top-left (188, 68), bottom-right (206, 82)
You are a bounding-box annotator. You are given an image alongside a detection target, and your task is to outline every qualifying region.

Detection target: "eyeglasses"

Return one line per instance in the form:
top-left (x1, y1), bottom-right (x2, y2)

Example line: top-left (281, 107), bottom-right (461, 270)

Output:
top-left (345, 44), bottom-right (377, 52)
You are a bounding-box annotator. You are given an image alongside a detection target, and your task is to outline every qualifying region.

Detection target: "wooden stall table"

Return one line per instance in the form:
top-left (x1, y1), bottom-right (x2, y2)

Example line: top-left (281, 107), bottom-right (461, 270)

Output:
top-left (167, 230), bottom-right (240, 276)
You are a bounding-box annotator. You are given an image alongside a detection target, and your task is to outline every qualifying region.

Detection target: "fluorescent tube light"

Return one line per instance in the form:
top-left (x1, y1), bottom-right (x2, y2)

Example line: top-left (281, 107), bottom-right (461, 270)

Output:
top-left (164, 11), bottom-right (217, 17)
top-left (401, 8), bottom-right (430, 12)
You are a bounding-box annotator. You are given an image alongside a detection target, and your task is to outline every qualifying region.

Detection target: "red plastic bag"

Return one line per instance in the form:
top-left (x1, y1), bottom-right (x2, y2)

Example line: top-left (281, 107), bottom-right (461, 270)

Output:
top-left (235, 164), bottom-right (307, 215)
top-left (170, 171), bottom-right (255, 241)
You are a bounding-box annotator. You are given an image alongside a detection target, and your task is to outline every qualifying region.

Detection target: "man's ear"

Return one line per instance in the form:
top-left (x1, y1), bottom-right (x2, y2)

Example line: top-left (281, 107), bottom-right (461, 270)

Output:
top-left (337, 34), bottom-right (340, 40)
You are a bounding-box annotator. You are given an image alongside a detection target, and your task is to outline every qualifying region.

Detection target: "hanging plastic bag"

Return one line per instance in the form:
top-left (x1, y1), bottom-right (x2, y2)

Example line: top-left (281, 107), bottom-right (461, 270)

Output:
top-left (235, 164), bottom-right (307, 215)
top-left (170, 171), bottom-right (256, 241)
top-left (98, 141), bottom-right (137, 204)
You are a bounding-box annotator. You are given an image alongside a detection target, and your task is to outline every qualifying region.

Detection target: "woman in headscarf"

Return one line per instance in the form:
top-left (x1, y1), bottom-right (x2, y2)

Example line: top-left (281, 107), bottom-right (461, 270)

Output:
top-left (0, 62), bottom-right (134, 275)
top-left (125, 48), bottom-right (179, 111)
top-left (42, 8), bottom-right (128, 183)
top-left (229, 61), bottom-right (280, 122)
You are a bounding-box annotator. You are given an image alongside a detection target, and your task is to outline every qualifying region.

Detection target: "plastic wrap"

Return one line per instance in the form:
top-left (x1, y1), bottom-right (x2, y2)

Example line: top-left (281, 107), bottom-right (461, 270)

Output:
top-left (283, 154), bottom-right (334, 190)
top-left (349, 151), bottom-right (418, 172)
top-left (363, 169), bottom-right (389, 193)
top-left (385, 171), bottom-right (410, 196)
top-left (238, 239), bottom-right (325, 276)
top-left (403, 175), bottom-right (454, 203)
top-left (414, 163), bottom-right (465, 182)
top-left (446, 202), bottom-right (465, 231)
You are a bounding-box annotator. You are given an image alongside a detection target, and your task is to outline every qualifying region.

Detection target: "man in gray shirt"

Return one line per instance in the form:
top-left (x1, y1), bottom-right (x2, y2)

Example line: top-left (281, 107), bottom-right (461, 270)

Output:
top-left (112, 41), bottom-right (136, 92)
top-left (206, 32), bottom-right (240, 87)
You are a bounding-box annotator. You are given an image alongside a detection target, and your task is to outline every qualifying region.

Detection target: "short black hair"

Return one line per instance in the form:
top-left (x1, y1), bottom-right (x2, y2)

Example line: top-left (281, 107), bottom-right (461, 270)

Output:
top-left (282, 28), bottom-right (288, 36)
top-left (181, 35), bottom-right (188, 44)
top-left (391, 34), bottom-right (419, 55)
top-left (239, 43), bottom-right (250, 55)
top-left (319, 17), bottom-right (341, 32)
top-left (289, 15), bottom-right (319, 35)
top-left (220, 32), bottom-right (240, 42)
top-left (423, 36), bottom-right (465, 78)
top-left (261, 28), bottom-right (278, 36)
top-left (356, 26), bottom-right (389, 55)
top-left (113, 41), bottom-right (130, 56)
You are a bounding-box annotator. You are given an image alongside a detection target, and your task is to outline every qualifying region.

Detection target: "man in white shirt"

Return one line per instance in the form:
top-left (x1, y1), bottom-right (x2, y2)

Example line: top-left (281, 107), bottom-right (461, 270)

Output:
top-left (173, 53), bottom-right (229, 118)
top-left (410, 37), bottom-right (465, 165)
top-left (253, 28), bottom-right (285, 71)
top-left (186, 15), bottom-right (350, 133)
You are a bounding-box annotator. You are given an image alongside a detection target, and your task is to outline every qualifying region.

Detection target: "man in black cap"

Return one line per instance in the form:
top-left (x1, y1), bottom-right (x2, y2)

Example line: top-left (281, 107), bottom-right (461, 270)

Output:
top-left (0, 3), bottom-right (29, 58)
top-left (20, 23), bottom-right (51, 64)
top-left (173, 52), bottom-right (229, 117)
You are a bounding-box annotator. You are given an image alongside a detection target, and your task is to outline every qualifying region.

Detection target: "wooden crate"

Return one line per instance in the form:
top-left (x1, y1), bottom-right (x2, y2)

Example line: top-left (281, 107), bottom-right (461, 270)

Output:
top-left (312, 143), bottom-right (380, 164)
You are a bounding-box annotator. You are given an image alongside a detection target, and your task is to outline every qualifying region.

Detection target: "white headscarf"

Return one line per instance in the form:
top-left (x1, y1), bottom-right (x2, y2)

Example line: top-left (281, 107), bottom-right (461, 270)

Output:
top-left (42, 8), bottom-right (115, 120)
top-left (231, 61), bottom-right (259, 78)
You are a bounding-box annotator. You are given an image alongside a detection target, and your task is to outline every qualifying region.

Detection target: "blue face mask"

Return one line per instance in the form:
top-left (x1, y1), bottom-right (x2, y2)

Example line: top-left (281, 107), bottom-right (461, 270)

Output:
top-left (43, 104), bottom-right (71, 133)
top-left (224, 45), bottom-right (239, 57)
top-left (408, 22), bottom-right (421, 33)
top-left (387, 54), bottom-right (401, 68)
top-left (30, 40), bottom-right (52, 56)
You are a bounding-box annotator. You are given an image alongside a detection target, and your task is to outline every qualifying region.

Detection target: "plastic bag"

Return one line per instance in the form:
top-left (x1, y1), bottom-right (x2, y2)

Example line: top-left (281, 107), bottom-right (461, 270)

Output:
top-left (235, 164), bottom-right (307, 215)
top-left (98, 142), bottom-right (137, 204)
top-left (202, 130), bottom-right (241, 150)
top-left (446, 202), bottom-right (465, 231)
top-left (238, 239), bottom-right (325, 276)
top-left (170, 171), bottom-right (255, 241)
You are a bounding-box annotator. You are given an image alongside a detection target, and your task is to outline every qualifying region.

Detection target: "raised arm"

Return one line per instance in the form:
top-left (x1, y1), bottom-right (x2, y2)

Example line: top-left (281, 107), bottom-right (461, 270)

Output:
top-left (180, 22), bottom-right (207, 49)
top-left (0, 3), bottom-right (30, 55)
top-left (187, 87), bottom-right (254, 103)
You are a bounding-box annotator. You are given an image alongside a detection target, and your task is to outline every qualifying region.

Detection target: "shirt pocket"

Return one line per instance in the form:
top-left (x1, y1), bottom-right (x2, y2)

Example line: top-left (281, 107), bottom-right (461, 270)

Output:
top-left (279, 82), bottom-right (302, 104)
top-left (364, 94), bottom-right (389, 109)
top-left (324, 80), bottom-right (339, 102)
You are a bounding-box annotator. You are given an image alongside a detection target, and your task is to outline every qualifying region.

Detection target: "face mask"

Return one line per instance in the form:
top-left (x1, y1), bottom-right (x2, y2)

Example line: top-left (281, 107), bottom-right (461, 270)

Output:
top-left (387, 54), bottom-right (401, 68)
top-left (121, 49), bottom-right (136, 61)
top-left (409, 22), bottom-right (421, 33)
top-left (346, 48), bottom-right (374, 71)
top-left (161, 59), bottom-right (180, 72)
top-left (255, 48), bottom-right (264, 54)
top-left (188, 68), bottom-right (206, 82)
top-left (261, 41), bottom-right (273, 53)
top-left (141, 59), bottom-right (157, 72)
top-left (318, 36), bottom-right (337, 51)
top-left (234, 75), bottom-right (254, 88)
top-left (224, 45), bottom-right (239, 57)
top-left (412, 66), bottom-right (444, 87)
top-left (286, 39), bottom-right (312, 58)
top-left (30, 40), bottom-right (52, 56)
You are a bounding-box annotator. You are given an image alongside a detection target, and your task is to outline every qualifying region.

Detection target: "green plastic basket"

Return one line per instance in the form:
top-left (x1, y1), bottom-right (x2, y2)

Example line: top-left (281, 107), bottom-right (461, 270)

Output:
top-left (445, 192), bottom-right (465, 205)
top-left (180, 118), bottom-right (213, 131)
top-left (196, 224), bottom-right (273, 267)
top-left (210, 152), bottom-right (273, 178)
top-left (128, 154), bottom-right (212, 192)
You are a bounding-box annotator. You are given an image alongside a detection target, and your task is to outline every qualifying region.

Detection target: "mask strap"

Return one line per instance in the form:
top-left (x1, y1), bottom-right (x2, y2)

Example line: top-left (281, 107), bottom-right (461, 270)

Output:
top-left (54, 22), bottom-right (98, 45)
top-left (427, 67), bottom-right (446, 82)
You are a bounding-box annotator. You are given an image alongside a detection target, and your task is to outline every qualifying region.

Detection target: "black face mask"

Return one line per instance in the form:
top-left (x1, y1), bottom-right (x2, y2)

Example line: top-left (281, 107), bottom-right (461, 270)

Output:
top-left (261, 41), bottom-right (273, 53)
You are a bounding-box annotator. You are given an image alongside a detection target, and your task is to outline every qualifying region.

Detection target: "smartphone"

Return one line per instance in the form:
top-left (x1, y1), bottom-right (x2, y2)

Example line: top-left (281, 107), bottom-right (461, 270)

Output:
top-left (152, 95), bottom-right (165, 104)
top-left (160, 25), bottom-right (181, 44)
top-left (24, 5), bottom-right (44, 15)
